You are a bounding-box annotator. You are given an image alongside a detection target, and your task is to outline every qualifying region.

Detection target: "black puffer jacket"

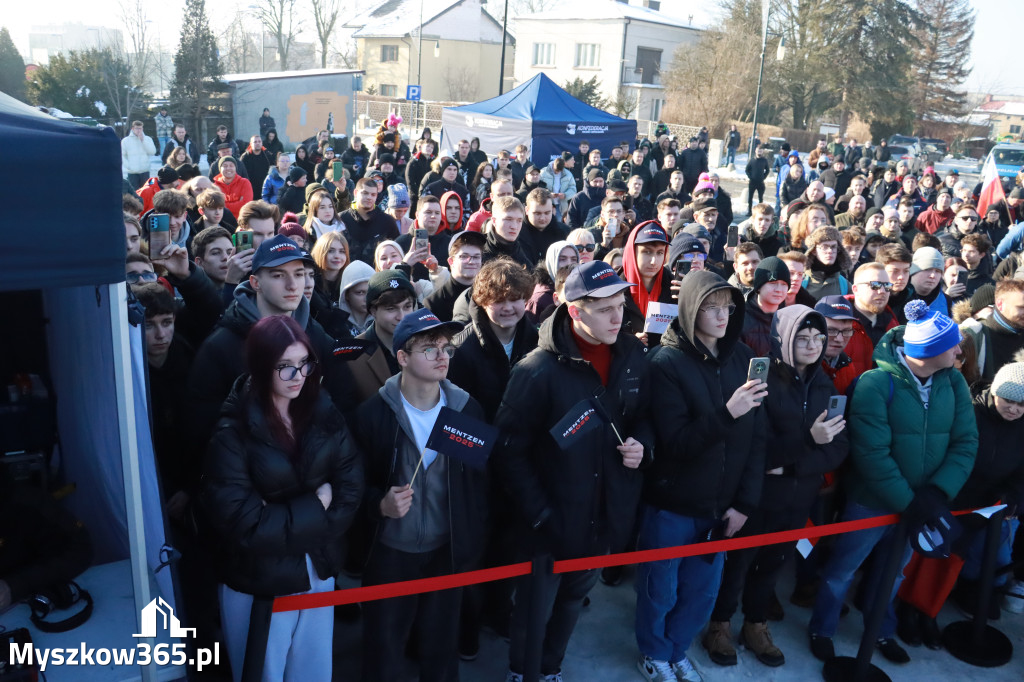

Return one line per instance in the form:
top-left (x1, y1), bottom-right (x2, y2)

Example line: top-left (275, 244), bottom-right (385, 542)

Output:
top-left (759, 306), bottom-right (849, 511)
top-left (953, 391), bottom-right (1024, 511)
top-left (780, 174), bottom-right (809, 205)
top-left (449, 299), bottom-right (539, 421)
top-left (202, 377), bottom-right (363, 596)
top-left (643, 270), bottom-right (766, 518)
top-left (482, 230), bottom-right (533, 269)
top-left (740, 288), bottom-right (777, 357)
top-left (494, 303), bottom-right (654, 560)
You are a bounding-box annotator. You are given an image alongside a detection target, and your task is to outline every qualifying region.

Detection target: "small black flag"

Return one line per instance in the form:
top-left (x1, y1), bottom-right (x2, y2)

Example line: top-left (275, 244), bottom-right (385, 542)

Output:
top-left (332, 340), bottom-right (373, 361)
top-left (426, 407), bottom-right (499, 470)
top-left (549, 399), bottom-right (606, 450)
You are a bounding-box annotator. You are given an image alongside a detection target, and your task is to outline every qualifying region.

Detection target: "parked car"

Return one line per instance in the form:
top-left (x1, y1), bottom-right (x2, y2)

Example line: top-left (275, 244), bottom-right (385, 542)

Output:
top-left (888, 144), bottom-right (925, 173)
top-left (980, 142), bottom-right (1024, 179)
top-left (888, 134), bottom-right (919, 147)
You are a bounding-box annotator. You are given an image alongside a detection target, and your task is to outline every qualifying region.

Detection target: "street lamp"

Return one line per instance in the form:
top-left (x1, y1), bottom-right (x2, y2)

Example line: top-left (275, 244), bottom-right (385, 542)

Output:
top-left (748, 0), bottom-right (786, 161)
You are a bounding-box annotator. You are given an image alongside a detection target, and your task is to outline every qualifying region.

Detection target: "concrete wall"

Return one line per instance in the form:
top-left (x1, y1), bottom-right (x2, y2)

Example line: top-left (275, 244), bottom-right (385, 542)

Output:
top-left (230, 73), bottom-right (358, 149)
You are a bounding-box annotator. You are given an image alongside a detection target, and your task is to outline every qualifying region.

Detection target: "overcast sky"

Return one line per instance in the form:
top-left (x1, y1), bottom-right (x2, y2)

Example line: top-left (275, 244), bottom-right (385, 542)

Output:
top-left (5, 0), bottom-right (1022, 97)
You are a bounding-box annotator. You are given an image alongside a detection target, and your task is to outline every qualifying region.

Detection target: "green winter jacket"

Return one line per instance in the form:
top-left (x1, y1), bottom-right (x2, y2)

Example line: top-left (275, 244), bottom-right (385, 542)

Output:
top-left (847, 326), bottom-right (977, 513)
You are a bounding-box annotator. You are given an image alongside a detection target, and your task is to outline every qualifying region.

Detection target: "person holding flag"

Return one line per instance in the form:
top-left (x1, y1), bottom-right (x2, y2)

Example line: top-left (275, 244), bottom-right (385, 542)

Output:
top-left (977, 150), bottom-right (1007, 220)
top-left (353, 308), bottom-right (490, 682)
top-left (495, 260), bottom-right (654, 682)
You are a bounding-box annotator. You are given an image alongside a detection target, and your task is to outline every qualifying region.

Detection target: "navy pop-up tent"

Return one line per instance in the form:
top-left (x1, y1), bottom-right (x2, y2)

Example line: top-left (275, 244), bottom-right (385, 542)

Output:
top-left (1, 92), bottom-right (172, 678)
top-left (439, 73), bottom-right (638, 165)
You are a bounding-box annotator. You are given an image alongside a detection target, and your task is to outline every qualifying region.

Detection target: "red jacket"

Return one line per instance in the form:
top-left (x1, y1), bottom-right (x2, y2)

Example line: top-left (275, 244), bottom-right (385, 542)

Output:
top-left (820, 353), bottom-right (859, 395)
top-left (214, 173), bottom-right (254, 217)
top-left (916, 206), bottom-right (954, 235)
top-left (467, 196), bottom-right (492, 233)
top-left (843, 294), bottom-right (897, 375)
top-left (136, 177), bottom-right (165, 214)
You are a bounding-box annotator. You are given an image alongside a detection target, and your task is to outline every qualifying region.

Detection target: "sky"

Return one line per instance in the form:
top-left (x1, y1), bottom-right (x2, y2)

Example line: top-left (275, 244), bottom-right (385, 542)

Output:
top-left (4, 0), bottom-right (1023, 97)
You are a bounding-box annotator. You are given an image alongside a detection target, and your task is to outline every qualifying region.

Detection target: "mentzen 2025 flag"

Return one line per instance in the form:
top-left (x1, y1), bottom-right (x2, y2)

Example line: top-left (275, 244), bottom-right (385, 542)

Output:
top-left (549, 398), bottom-right (609, 450)
top-left (426, 406), bottom-right (499, 470)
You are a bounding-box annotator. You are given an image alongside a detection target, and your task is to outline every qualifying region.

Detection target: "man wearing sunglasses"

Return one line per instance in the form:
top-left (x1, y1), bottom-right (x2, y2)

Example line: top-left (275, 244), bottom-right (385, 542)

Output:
top-left (352, 308), bottom-right (486, 682)
top-left (843, 263), bottom-right (898, 374)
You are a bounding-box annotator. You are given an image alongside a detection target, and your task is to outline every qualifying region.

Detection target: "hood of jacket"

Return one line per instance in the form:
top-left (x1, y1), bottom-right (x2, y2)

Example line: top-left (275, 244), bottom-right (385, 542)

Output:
top-left (378, 373), bottom-right (471, 442)
top-left (770, 304), bottom-right (827, 377)
top-left (440, 189), bottom-right (464, 232)
top-left (663, 270), bottom-right (745, 360)
top-left (220, 281), bottom-right (311, 336)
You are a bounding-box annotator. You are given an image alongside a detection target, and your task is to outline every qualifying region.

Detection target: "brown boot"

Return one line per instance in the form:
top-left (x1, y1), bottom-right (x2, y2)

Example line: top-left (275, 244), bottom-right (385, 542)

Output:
top-left (702, 621), bottom-right (737, 666)
top-left (741, 621), bottom-right (785, 667)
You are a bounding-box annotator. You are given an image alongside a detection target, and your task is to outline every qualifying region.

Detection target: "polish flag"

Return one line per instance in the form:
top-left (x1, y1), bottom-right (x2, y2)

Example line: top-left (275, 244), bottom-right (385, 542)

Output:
top-left (978, 154), bottom-right (1005, 217)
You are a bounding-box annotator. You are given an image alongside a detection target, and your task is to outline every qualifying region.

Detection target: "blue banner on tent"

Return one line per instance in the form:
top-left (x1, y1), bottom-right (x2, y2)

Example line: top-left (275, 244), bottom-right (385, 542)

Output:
top-left (426, 407), bottom-right (499, 470)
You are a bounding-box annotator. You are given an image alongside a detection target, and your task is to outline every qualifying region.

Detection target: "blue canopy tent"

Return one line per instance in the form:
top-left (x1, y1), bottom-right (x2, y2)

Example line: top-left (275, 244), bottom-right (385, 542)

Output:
top-left (0, 93), bottom-right (174, 680)
top-left (439, 73), bottom-right (637, 166)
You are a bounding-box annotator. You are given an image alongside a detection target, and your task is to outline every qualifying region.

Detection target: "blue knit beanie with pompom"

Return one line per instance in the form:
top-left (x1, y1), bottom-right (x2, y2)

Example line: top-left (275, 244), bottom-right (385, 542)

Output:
top-left (903, 299), bottom-right (962, 359)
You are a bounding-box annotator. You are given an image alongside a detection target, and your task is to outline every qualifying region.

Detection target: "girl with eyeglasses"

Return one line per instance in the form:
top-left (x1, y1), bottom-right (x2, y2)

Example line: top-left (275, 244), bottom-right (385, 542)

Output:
top-left (202, 315), bottom-right (363, 682)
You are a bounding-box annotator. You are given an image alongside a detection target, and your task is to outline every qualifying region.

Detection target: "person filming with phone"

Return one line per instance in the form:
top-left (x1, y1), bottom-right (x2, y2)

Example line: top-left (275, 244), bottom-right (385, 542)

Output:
top-left (704, 305), bottom-right (848, 669)
top-left (634, 270), bottom-right (766, 682)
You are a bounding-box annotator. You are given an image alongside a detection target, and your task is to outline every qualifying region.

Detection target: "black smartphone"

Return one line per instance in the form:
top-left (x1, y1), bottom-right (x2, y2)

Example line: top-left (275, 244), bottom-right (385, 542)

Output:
top-left (826, 395), bottom-right (847, 421)
top-left (747, 357), bottom-right (769, 383)
top-left (673, 259), bottom-right (692, 279)
top-left (727, 224), bottom-right (739, 248)
top-left (232, 230), bottom-right (254, 251)
top-left (956, 269), bottom-right (967, 287)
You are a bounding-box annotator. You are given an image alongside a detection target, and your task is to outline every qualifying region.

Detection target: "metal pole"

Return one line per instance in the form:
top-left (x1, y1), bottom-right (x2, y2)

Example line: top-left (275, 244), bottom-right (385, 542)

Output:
top-left (522, 554), bottom-right (553, 682)
top-left (417, 0), bottom-right (423, 133)
top-left (749, 41), bottom-right (767, 162)
top-left (498, 0), bottom-right (509, 95)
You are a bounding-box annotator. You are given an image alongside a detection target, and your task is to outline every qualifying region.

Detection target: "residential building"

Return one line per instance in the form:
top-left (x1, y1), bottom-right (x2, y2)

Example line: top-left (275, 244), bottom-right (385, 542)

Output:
top-left (346, 0), bottom-right (514, 102)
top-left (511, 0), bottom-right (706, 121)
top-left (28, 23), bottom-right (123, 66)
top-left (972, 95), bottom-right (1024, 142)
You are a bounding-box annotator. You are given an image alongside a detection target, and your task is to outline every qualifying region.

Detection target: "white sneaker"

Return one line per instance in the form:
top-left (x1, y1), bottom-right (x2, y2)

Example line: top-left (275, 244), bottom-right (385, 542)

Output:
top-left (505, 672), bottom-right (524, 682)
top-left (637, 654), bottom-right (676, 681)
top-left (1003, 579), bottom-right (1024, 614)
top-left (671, 656), bottom-right (704, 682)
top-left (543, 674), bottom-right (563, 682)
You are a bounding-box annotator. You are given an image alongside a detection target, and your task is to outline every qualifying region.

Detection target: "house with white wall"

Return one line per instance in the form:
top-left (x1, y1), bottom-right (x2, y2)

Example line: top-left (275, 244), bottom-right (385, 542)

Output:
top-left (511, 0), bottom-right (706, 121)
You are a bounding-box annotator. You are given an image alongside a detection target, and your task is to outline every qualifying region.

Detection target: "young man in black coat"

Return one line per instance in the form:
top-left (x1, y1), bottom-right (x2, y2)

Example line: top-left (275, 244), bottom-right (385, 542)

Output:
top-left (495, 261), bottom-right (654, 682)
top-left (706, 305), bottom-right (848, 668)
top-left (635, 270), bottom-right (766, 682)
top-left (339, 177), bottom-right (401, 265)
top-left (353, 309), bottom-right (488, 682)
top-left (424, 231), bottom-right (486, 322)
top-left (746, 145), bottom-right (771, 215)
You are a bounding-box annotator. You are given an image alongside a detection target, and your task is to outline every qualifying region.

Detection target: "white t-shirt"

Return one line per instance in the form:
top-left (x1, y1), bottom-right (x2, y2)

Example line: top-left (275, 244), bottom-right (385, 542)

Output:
top-left (501, 337), bottom-right (515, 359)
top-left (401, 390), bottom-right (447, 469)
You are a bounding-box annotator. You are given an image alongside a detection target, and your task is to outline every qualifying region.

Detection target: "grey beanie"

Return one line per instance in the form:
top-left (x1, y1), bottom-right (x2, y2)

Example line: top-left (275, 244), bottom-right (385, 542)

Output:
top-left (992, 362), bottom-right (1024, 403)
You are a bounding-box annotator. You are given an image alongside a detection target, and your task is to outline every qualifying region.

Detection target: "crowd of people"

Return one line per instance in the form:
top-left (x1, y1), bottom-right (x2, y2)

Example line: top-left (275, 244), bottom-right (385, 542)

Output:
top-left (116, 108), bottom-right (1024, 682)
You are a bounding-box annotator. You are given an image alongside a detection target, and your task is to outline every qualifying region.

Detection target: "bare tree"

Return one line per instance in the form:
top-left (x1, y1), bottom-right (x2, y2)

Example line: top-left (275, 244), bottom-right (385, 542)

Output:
top-left (310, 0), bottom-right (342, 69)
top-left (610, 87), bottom-right (639, 119)
top-left (443, 64), bottom-right (476, 101)
top-left (218, 8), bottom-right (261, 73)
top-left (257, 0), bottom-right (302, 70)
top-left (110, 0), bottom-right (156, 121)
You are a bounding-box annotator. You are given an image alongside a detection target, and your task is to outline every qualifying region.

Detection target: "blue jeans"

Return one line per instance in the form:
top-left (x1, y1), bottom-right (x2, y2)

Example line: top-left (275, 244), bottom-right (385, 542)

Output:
top-left (726, 147), bottom-right (736, 165)
top-left (635, 506), bottom-right (725, 662)
top-left (158, 136), bottom-right (171, 155)
top-left (961, 518), bottom-right (1019, 586)
top-left (809, 501), bottom-right (913, 640)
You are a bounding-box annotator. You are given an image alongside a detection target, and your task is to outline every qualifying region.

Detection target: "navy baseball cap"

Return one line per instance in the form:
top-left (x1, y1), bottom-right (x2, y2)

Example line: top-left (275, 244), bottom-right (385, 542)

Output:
top-left (251, 234), bottom-right (313, 272)
top-left (815, 295), bottom-right (856, 321)
top-left (634, 221), bottom-right (669, 245)
top-left (563, 261), bottom-right (634, 302)
top-left (392, 308), bottom-right (463, 355)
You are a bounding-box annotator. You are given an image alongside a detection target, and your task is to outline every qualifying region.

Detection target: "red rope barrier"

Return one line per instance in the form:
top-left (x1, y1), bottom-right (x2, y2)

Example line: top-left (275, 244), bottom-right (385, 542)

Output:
top-left (271, 508), bottom-right (980, 613)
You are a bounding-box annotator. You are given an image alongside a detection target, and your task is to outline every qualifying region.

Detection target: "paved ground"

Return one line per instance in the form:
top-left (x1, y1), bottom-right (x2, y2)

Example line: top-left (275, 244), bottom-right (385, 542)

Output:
top-left (330, 561), bottom-right (1024, 681)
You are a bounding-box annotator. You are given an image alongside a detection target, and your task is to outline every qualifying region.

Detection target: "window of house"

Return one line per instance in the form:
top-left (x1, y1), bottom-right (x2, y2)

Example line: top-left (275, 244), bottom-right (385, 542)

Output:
top-left (1011, 124), bottom-right (1022, 135)
top-left (635, 47), bottom-right (662, 85)
top-left (380, 84), bottom-right (398, 97)
top-left (532, 43), bottom-right (555, 66)
top-left (380, 45), bottom-right (399, 62)
top-left (574, 43), bottom-right (600, 68)
top-left (650, 98), bottom-right (663, 121)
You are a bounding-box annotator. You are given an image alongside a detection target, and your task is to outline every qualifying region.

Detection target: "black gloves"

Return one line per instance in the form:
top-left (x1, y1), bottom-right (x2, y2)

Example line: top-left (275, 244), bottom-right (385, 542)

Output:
top-left (903, 485), bottom-right (949, 530)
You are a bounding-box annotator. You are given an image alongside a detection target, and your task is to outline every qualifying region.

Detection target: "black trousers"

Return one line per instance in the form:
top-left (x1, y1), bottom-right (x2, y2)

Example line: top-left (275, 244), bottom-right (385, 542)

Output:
top-left (362, 543), bottom-right (461, 682)
top-left (748, 180), bottom-right (766, 213)
top-left (711, 506), bottom-right (806, 623)
top-left (508, 566), bottom-right (599, 676)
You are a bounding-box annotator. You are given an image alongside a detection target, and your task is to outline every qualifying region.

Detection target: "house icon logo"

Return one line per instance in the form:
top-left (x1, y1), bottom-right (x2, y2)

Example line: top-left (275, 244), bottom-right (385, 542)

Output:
top-left (133, 598), bottom-right (197, 639)
top-left (566, 123), bottom-right (577, 135)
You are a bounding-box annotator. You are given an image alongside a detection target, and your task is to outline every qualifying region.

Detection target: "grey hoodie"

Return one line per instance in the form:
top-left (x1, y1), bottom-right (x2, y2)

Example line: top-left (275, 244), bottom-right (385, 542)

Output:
top-left (376, 375), bottom-right (471, 554)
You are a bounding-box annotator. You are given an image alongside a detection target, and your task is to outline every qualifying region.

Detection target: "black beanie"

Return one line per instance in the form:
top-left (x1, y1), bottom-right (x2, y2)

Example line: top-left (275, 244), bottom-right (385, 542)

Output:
top-left (157, 166), bottom-right (178, 186)
top-left (752, 256), bottom-right (791, 292)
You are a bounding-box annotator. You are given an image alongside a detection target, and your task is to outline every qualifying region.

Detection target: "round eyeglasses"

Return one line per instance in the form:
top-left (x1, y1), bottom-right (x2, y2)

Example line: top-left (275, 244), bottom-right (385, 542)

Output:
top-left (275, 360), bottom-right (317, 381)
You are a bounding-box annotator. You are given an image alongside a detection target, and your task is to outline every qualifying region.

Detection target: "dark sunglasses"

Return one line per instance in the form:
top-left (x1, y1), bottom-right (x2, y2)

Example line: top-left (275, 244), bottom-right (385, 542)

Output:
top-left (575, 243), bottom-right (597, 253)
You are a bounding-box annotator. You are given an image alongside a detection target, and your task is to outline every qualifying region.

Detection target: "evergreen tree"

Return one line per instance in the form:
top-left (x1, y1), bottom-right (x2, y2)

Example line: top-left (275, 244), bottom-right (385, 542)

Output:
top-left (563, 76), bottom-right (608, 110)
top-left (27, 49), bottom-right (129, 119)
top-left (171, 0), bottom-right (220, 134)
top-left (0, 27), bottom-right (26, 102)
top-left (909, 0), bottom-right (973, 124)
